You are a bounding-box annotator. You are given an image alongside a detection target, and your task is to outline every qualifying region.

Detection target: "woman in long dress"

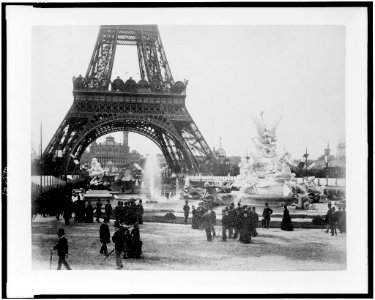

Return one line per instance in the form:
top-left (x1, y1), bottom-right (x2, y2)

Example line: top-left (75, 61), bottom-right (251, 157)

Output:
top-left (281, 205), bottom-right (294, 231)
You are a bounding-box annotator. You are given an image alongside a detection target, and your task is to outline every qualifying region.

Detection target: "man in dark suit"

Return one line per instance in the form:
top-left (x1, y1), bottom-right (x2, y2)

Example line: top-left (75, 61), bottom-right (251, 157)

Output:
top-left (324, 203), bottom-right (332, 233)
top-left (262, 202), bottom-right (273, 229)
top-left (99, 218), bottom-right (111, 255)
top-left (112, 221), bottom-right (125, 269)
top-left (95, 200), bottom-right (102, 223)
top-left (104, 200), bottom-right (112, 222)
top-left (202, 210), bottom-right (212, 242)
top-left (52, 228), bottom-right (72, 270)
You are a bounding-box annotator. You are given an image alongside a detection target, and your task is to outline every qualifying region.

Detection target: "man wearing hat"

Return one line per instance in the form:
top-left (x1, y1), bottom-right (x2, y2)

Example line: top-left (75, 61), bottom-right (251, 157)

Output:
top-left (112, 221), bottom-right (125, 269)
top-left (51, 228), bottom-right (72, 270)
top-left (99, 218), bottom-right (111, 255)
top-left (262, 202), bottom-right (273, 229)
top-left (202, 209), bottom-right (212, 242)
top-left (104, 200), bottom-right (112, 222)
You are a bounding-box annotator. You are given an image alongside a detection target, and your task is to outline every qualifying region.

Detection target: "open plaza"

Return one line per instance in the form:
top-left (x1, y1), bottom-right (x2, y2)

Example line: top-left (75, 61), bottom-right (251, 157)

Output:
top-left (32, 212), bottom-right (346, 271)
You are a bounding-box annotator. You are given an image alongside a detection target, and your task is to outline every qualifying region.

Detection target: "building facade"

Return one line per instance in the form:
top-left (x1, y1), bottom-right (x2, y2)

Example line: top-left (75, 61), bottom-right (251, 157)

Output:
top-left (80, 132), bottom-right (141, 168)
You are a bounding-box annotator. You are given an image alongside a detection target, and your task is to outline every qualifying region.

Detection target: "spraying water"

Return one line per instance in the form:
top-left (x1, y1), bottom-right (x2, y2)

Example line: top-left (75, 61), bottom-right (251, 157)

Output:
top-left (143, 153), bottom-right (162, 201)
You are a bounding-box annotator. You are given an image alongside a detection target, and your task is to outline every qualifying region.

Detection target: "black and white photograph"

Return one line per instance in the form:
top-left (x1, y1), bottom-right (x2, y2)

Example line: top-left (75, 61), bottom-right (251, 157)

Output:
top-left (4, 4), bottom-right (370, 297)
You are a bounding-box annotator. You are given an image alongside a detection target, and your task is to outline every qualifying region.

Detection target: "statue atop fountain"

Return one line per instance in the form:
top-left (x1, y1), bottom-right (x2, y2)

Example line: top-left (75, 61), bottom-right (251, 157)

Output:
top-left (234, 112), bottom-right (295, 199)
top-left (88, 157), bottom-right (105, 178)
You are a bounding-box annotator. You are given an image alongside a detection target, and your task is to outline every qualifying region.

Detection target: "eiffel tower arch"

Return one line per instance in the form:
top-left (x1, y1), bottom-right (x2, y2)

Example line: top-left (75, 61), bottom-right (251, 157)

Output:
top-left (42, 25), bottom-right (214, 175)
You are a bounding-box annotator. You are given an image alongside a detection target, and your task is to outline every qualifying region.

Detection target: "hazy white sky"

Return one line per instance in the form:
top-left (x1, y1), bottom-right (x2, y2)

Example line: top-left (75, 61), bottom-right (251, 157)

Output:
top-left (31, 25), bottom-right (345, 159)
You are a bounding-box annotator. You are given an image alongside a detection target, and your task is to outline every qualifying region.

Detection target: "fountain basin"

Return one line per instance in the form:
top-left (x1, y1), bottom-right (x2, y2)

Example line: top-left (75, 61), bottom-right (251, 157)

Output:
top-left (234, 193), bottom-right (295, 207)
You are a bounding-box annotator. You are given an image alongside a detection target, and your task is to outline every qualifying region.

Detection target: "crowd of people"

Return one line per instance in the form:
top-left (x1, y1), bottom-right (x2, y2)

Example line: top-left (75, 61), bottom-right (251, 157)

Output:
top-left (112, 199), bottom-right (144, 225)
top-left (185, 200), bottom-right (302, 243)
top-left (56, 191), bottom-right (144, 227)
top-left (188, 201), bottom-right (262, 244)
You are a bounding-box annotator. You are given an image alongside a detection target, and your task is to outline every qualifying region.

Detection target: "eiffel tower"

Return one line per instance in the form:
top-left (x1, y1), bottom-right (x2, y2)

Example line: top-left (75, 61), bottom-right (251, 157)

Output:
top-left (42, 25), bottom-right (214, 174)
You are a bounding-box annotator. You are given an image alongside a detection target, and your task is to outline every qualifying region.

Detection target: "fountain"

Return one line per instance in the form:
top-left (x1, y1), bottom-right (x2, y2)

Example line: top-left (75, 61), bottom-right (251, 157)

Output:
top-left (88, 157), bottom-right (104, 177)
top-left (232, 113), bottom-right (296, 206)
top-left (142, 153), bottom-right (162, 201)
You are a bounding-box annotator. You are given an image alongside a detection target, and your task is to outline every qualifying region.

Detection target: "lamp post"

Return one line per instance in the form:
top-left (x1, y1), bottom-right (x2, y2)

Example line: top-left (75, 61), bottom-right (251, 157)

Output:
top-left (324, 143), bottom-right (331, 186)
top-left (303, 148), bottom-right (309, 177)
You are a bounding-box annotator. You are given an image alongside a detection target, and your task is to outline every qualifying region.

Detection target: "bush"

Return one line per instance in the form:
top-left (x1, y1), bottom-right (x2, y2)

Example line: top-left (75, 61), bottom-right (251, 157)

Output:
top-left (164, 212), bottom-right (176, 220)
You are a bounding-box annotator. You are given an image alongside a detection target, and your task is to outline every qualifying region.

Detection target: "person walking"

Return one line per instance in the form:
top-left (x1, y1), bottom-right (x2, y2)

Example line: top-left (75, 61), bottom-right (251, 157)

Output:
top-left (281, 205), bottom-right (294, 231)
top-left (104, 200), bottom-right (112, 222)
top-left (202, 210), bottom-right (212, 242)
top-left (262, 203), bottom-right (273, 229)
top-left (99, 218), bottom-right (111, 255)
top-left (112, 221), bottom-right (125, 269)
top-left (95, 200), bottom-right (102, 223)
top-left (51, 228), bottom-right (72, 270)
top-left (183, 201), bottom-right (190, 225)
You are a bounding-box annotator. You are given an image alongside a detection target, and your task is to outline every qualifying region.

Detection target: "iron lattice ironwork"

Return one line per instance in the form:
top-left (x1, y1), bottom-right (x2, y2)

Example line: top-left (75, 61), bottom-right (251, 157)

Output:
top-left (42, 25), bottom-right (214, 174)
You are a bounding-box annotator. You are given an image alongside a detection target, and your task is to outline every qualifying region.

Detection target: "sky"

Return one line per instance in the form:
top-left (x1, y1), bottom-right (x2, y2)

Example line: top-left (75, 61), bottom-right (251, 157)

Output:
top-left (31, 25), bottom-right (345, 159)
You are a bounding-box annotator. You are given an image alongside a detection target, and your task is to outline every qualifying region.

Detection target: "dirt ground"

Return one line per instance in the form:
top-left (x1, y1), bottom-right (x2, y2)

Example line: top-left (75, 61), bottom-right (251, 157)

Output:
top-left (32, 216), bottom-right (346, 271)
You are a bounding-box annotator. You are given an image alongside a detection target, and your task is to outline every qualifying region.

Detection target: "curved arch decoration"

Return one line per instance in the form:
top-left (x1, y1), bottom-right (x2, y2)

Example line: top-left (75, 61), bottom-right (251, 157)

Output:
top-left (65, 115), bottom-right (196, 173)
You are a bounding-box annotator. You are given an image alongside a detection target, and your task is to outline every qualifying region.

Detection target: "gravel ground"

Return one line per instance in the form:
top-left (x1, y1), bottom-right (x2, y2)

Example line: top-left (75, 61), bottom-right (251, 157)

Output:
top-left (32, 216), bottom-right (346, 271)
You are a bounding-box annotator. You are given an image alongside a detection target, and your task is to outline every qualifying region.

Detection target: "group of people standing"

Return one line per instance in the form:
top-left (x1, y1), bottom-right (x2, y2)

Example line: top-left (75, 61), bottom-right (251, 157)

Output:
top-left (221, 203), bottom-right (260, 243)
top-left (113, 199), bottom-right (144, 225)
top-left (57, 192), bottom-right (114, 225)
top-left (185, 201), bottom-right (296, 243)
top-left (324, 203), bottom-right (346, 235)
top-left (59, 192), bottom-right (144, 227)
top-left (187, 202), bottom-right (261, 244)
